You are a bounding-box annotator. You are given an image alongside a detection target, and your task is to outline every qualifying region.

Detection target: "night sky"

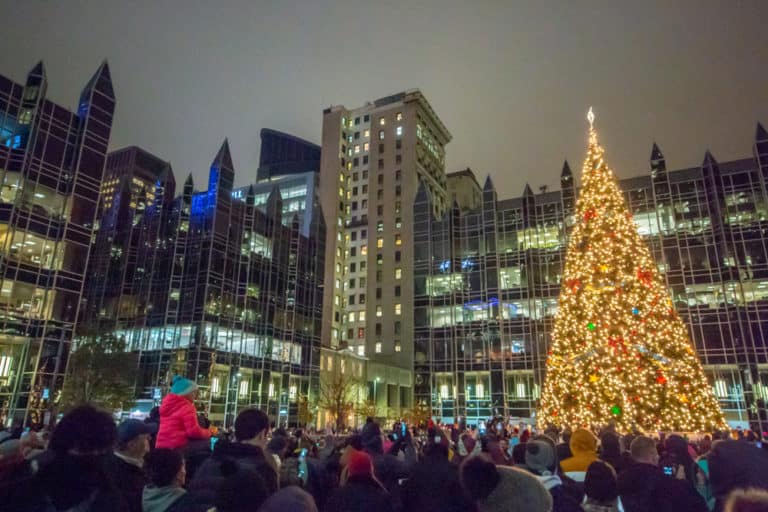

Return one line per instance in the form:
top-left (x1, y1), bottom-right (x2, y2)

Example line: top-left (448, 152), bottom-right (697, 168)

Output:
top-left (1, 0), bottom-right (766, 199)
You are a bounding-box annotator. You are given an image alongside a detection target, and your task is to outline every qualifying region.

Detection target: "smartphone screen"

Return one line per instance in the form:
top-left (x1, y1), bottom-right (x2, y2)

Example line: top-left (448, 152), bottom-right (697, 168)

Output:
top-left (210, 437), bottom-right (219, 451)
top-left (401, 422), bottom-right (407, 437)
top-left (663, 466), bottom-right (673, 476)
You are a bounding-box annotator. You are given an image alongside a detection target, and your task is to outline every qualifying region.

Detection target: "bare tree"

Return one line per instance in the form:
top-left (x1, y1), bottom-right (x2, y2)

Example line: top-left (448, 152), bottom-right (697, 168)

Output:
top-left (317, 372), bottom-right (361, 430)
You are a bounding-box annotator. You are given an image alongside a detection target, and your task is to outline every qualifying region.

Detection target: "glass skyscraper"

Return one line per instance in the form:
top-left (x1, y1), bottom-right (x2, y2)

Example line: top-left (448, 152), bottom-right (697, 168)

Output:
top-left (414, 125), bottom-right (768, 432)
top-left (0, 61), bottom-right (115, 427)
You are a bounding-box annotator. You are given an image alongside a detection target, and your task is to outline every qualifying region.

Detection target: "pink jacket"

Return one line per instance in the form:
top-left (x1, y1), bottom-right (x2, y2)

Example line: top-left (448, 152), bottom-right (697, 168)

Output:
top-left (155, 393), bottom-right (211, 449)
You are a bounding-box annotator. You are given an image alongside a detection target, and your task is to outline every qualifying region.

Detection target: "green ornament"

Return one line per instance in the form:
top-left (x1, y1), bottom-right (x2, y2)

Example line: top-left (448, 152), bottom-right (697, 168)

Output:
top-left (587, 322), bottom-right (596, 331)
top-left (610, 405), bottom-right (621, 415)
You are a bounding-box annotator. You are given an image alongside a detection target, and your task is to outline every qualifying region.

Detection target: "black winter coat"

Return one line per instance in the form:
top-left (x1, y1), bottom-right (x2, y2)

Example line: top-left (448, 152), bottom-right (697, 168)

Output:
top-left (102, 453), bottom-right (146, 512)
top-left (618, 462), bottom-right (707, 512)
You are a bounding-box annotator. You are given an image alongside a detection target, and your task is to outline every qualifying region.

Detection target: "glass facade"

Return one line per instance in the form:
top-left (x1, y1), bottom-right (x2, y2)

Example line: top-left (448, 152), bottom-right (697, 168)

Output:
top-left (85, 142), bottom-right (326, 427)
top-left (0, 62), bottom-right (115, 427)
top-left (414, 131), bottom-right (768, 432)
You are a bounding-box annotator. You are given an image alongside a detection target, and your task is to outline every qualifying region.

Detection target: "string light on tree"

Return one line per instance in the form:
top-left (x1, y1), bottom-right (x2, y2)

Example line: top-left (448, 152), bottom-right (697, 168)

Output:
top-left (537, 108), bottom-right (727, 433)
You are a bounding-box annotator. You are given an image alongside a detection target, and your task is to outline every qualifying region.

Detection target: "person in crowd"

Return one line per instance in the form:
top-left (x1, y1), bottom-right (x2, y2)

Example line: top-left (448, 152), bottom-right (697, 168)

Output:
top-left (188, 407), bottom-right (277, 508)
top-left (212, 466), bottom-right (269, 512)
top-left (266, 433), bottom-right (288, 470)
top-left (260, 486), bottom-right (319, 512)
top-left (511, 441), bottom-right (528, 465)
top-left (360, 421), bottom-right (415, 509)
top-left (325, 449), bottom-right (394, 512)
top-left (723, 488), bottom-right (768, 512)
top-left (3, 404), bottom-right (129, 512)
top-left (582, 461), bottom-right (620, 512)
top-left (560, 428), bottom-right (598, 482)
top-left (460, 454), bottom-right (552, 512)
top-left (155, 376), bottom-right (211, 451)
top-left (617, 435), bottom-right (707, 512)
top-left (660, 434), bottom-right (701, 488)
top-left (453, 432), bottom-right (482, 466)
top-left (598, 431), bottom-right (626, 474)
top-left (708, 440), bottom-right (768, 511)
top-left (143, 448), bottom-right (201, 512)
top-left (103, 419), bottom-right (155, 512)
top-left (557, 429), bottom-right (573, 463)
top-left (401, 434), bottom-right (474, 512)
top-left (525, 438), bottom-right (583, 511)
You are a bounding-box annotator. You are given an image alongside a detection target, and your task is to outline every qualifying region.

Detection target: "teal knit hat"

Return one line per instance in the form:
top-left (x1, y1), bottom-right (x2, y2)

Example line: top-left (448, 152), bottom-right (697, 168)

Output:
top-left (171, 375), bottom-right (197, 396)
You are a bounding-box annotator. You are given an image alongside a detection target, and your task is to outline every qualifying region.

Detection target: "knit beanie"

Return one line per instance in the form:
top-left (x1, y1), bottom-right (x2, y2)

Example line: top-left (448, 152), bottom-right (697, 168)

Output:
top-left (526, 440), bottom-right (556, 474)
top-left (461, 455), bottom-right (552, 512)
top-left (584, 460), bottom-right (618, 502)
top-left (347, 449), bottom-right (374, 478)
top-left (170, 375), bottom-right (197, 396)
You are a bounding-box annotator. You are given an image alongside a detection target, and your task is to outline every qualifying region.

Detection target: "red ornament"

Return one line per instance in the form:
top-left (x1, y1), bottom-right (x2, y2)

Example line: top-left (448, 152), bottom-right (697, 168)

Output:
top-left (637, 268), bottom-right (653, 286)
top-left (566, 279), bottom-right (581, 292)
top-left (656, 375), bottom-right (667, 385)
top-left (584, 209), bottom-right (598, 222)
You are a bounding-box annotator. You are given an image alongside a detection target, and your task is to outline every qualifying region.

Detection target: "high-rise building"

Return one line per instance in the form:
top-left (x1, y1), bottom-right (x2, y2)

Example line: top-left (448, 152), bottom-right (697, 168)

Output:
top-left (414, 124), bottom-right (768, 432)
top-left (0, 61), bottom-right (115, 426)
top-left (232, 129), bottom-right (320, 237)
top-left (89, 141), bottom-right (326, 427)
top-left (319, 90), bottom-right (451, 415)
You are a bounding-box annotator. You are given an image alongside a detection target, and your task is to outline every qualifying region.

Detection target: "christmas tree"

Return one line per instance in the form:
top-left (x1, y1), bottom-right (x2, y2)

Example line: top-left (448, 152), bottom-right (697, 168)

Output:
top-left (537, 109), bottom-right (727, 432)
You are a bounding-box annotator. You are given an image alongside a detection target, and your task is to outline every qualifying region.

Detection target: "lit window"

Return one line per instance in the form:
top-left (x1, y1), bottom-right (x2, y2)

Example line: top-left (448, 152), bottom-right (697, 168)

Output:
top-left (289, 385), bottom-right (297, 400)
top-left (354, 145), bottom-right (360, 154)
top-left (357, 345), bottom-right (365, 356)
top-left (379, 117), bottom-right (385, 126)
top-left (440, 385), bottom-right (449, 399)
top-left (395, 234), bottom-right (402, 246)
top-left (358, 328), bottom-right (365, 338)
top-left (396, 112), bottom-right (402, 121)
top-left (375, 342), bottom-right (382, 353)
top-left (361, 245), bottom-right (368, 255)
top-left (395, 304), bottom-right (402, 315)
top-left (359, 311), bottom-right (366, 322)
top-left (376, 306), bottom-right (382, 317)
top-left (379, 130), bottom-right (385, 140)
top-left (0, 355), bottom-right (11, 378)
top-left (377, 237), bottom-right (383, 248)
top-left (364, 129), bottom-right (370, 138)
top-left (395, 343), bottom-right (401, 352)
top-left (395, 268), bottom-right (402, 279)
top-left (364, 142), bottom-right (369, 151)
top-left (396, 126), bottom-right (403, 137)
top-left (211, 377), bottom-right (221, 397)
top-left (268, 382), bottom-right (275, 398)
top-left (714, 379), bottom-right (728, 398)
top-left (239, 379), bottom-right (249, 397)
top-left (476, 383), bottom-right (485, 398)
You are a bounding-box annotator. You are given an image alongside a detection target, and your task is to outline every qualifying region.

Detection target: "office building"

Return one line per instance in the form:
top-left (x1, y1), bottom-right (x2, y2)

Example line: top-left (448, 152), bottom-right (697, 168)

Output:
top-left (414, 124), bottom-right (768, 431)
top-left (232, 129), bottom-right (320, 237)
top-left (319, 90), bottom-right (451, 416)
top-left (0, 61), bottom-right (115, 426)
top-left (86, 141), bottom-right (326, 427)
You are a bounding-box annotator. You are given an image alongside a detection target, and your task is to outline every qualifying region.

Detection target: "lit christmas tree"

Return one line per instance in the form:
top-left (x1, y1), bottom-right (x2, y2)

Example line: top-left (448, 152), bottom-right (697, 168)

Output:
top-left (537, 109), bottom-right (727, 432)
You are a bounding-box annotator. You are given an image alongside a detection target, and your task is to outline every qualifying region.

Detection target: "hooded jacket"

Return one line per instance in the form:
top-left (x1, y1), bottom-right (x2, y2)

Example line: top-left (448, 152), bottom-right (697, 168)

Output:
top-left (559, 429), bottom-right (598, 480)
top-left (155, 393), bottom-right (210, 450)
top-left (617, 461), bottom-right (707, 512)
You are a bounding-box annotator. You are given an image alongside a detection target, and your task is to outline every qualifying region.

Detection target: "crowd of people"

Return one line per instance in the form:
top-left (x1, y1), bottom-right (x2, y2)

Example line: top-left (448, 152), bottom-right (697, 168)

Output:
top-left (0, 376), bottom-right (767, 512)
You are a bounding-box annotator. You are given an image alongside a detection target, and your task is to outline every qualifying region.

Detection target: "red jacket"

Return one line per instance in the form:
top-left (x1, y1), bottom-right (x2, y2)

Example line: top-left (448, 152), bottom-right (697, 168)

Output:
top-left (155, 393), bottom-right (210, 449)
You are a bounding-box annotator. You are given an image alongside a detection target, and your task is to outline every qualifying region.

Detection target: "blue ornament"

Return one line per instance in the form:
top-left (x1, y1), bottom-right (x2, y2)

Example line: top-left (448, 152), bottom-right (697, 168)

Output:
top-left (632, 307), bottom-right (640, 315)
